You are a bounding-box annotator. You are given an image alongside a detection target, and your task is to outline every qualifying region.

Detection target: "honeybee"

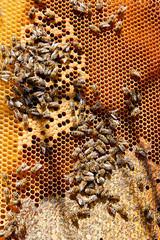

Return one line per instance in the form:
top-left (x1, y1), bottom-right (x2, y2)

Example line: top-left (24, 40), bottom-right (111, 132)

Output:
top-left (84, 147), bottom-right (94, 156)
top-left (89, 25), bottom-right (101, 33)
top-left (96, 0), bottom-right (103, 10)
top-left (17, 162), bottom-right (30, 174)
top-left (44, 10), bottom-right (55, 19)
top-left (72, 147), bottom-right (81, 158)
top-left (131, 107), bottom-right (141, 118)
top-left (72, 116), bottom-right (78, 129)
top-left (31, 163), bottom-right (42, 174)
top-left (50, 66), bottom-right (58, 79)
top-left (86, 195), bottom-right (98, 205)
top-left (109, 146), bottom-right (119, 155)
top-left (108, 118), bottom-right (120, 129)
top-left (99, 21), bottom-right (110, 29)
top-left (84, 115), bottom-right (96, 130)
top-left (144, 204), bottom-right (153, 222)
top-left (87, 151), bottom-right (98, 160)
top-left (1, 172), bottom-right (10, 185)
top-left (29, 7), bottom-right (35, 19)
top-left (117, 6), bottom-right (127, 15)
top-left (71, 130), bottom-right (84, 137)
top-left (97, 168), bottom-right (105, 177)
top-left (12, 192), bottom-right (20, 200)
top-left (125, 99), bottom-right (134, 111)
top-left (91, 101), bottom-right (102, 111)
top-left (69, 186), bottom-right (80, 198)
top-left (4, 225), bottom-right (15, 239)
top-left (130, 69), bottom-right (141, 80)
top-left (100, 163), bottom-right (112, 171)
top-left (108, 14), bottom-right (116, 25)
top-left (23, 114), bottom-right (28, 127)
top-left (73, 40), bottom-right (83, 51)
top-left (100, 127), bottom-right (112, 136)
top-left (69, 101), bottom-right (75, 115)
top-left (96, 176), bottom-right (105, 185)
top-left (78, 98), bottom-right (85, 113)
top-left (116, 153), bottom-right (126, 167)
top-left (47, 101), bottom-right (60, 109)
top-left (126, 158), bottom-right (134, 171)
top-left (96, 139), bottom-right (106, 149)
top-left (7, 212), bottom-right (15, 220)
top-left (98, 134), bottom-right (109, 144)
top-left (136, 174), bottom-right (143, 191)
top-left (63, 41), bottom-right (71, 52)
top-left (10, 199), bottom-right (21, 206)
top-left (3, 187), bottom-right (10, 204)
top-left (79, 180), bottom-right (87, 191)
top-left (16, 178), bottom-right (28, 189)
top-left (85, 188), bottom-right (96, 195)
top-left (83, 138), bottom-right (95, 149)
top-left (107, 203), bottom-right (116, 216)
top-left (115, 204), bottom-right (128, 220)
top-left (92, 84), bottom-right (99, 96)
top-left (82, 175), bottom-right (95, 182)
top-left (94, 144), bottom-right (105, 154)
top-left (96, 121), bottom-right (104, 131)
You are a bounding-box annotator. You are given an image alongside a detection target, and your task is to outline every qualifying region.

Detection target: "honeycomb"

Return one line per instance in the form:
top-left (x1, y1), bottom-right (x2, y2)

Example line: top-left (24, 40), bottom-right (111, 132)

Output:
top-left (0, 0), bottom-right (159, 239)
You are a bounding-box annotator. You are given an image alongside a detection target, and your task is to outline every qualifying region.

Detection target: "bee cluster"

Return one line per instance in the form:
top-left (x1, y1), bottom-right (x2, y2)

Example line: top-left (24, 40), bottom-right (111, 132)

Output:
top-left (0, 18), bottom-right (83, 129)
top-left (70, 1), bottom-right (127, 34)
top-left (122, 87), bottom-right (142, 118)
top-left (66, 97), bottom-right (135, 221)
top-left (0, 161), bottom-right (42, 239)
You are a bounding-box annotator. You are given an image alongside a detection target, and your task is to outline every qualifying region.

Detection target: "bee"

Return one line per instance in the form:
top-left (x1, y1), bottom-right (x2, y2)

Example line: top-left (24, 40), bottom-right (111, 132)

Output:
top-left (77, 123), bottom-right (87, 132)
top-left (125, 99), bottom-right (134, 111)
top-left (63, 41), bottom-right (71, 52)
top-left (100, 127), bottom-right (112, 135)
top-left (6, 95), bottom-right (14, 109)
top-left (79, 180), bottom-right (87, 191)
top-left (44, 10), bottom-right (55, 19)
top-left (10, 199), bottom-right (21, 206)
top-left (115, 204), bottom-right (128, 220)
top-left (23, 114), bottom-right (28, 127)
top-left (50, 66), bottom-right (59, 79)
top-left (31, 163), bottom-right (42, 174)
top-left (116, 153), bottom-right (126, 167)
top-left (144, 204), bottom-right (153, 222)
top-left (12, 192), bottom-right (20, 200)
top-left (47, 101), bottom-right (60, 109)
top-left (108, 118), bottom-right (120, 130)
top-left (97, 168), bottom-right (106, 178)
top-left (84, 147), bottom-right (94, 156)
top-left (122, 87), bottom-right (131, 97)
top-left (16, 178), bottom-right (28, 189)
top-left (11, 85), bottom-right (21, 96)
top-left (107, 135), bottom-right (117, 146)
top-left (91, 101), bottom-right (102, 112)
top-left (29, 107), bottom-right (42, 117)
top-left (87, 151), bottom-right (98, 160)
top-left (69, 101), bottom-right (75, 115)
top-left (107, 109), bottom-right (119, 120)
top-left (83, 138), bottom-right (95, 149)
top-left (100, 163), bottom-right (112, 171)
top-left (85, 114), bottom-right (96, 124)
top-left (29, 7), bottom-right (35, 19)
top-left (1, 44), bottom-right (6, 58)
top-left (131, 107), bottom-right (141, 118)
top-left (136, 174), bottom-right (143, 191)
top-left (1, 172), bottom-right (10, 185)
top-left (85, 188), bottom-right (96, 195)
top-left (3, 187), bottom-right (10, 203)
top-left (109, 146), bottom-right (119, 155)
top-left (100, 188), bottom-right (109, 198)
top-left (17, 162), bottom-right (30, 174)
top-left (130, 69), bottom-right (141, 80)
top-left (82, 174), bottom-right (95, 182)
top-left (94, 143), bottom-right (105, 154)
top-left (71, 130), bottom-right (84, 137)
top-left (72, 147), bottom-right (81, 159)
top-left (72, 40), bottom-right (83, 52)
top-left (89, 25), bottom-right (101, 33)
top-left (126, 160), bottom-right (134, 171)
top-left (99, 21), bottom-right (110, 29)
top-left (2, 58), bottom-right (9, 70)
top-left (86, 195), bottom-right (98, 205)
top-left (96, 121), bottom-right (104, 131)
top-left (77, 208), bottom-right (90, 217)
top-left (96, 0), bottom-right (103, 10)
top-left (107, 203), bottom-right (116, 216)
top-left (96, 139), bottom-right (106, 149)
top-left (98, 134), bottom-right (109, 144)
top-left (13, 108), bottom-right (22, 121)
top-left (108, 14), bottom-right (116, 25)
top-left (96, 176), bottom-right (105, 184)
top-left (130, 89), bottom-right (138, 103)
top-left (91, 84), bottom-right (99, 96)
top-left (117, 6), bottom-right (127, 15)
top-left (7, 212), bottom-right (15, 220)
top-left (69, 186), bottom-right (80, 198)
top-left (78, 98), bottom-right (85, 113)
top-left (82, 170), bottom-right (94, 177)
